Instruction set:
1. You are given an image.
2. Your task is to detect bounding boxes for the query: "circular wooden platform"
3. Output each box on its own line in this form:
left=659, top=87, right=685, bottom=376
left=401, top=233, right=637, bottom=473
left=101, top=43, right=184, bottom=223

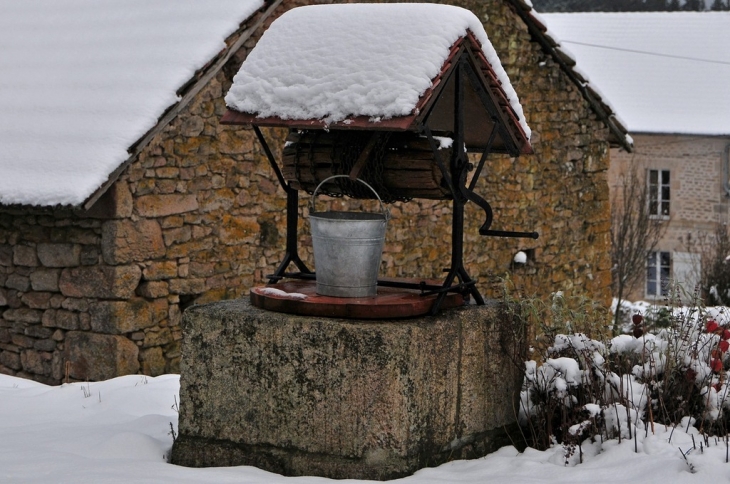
left=250, top=280, right=466, bottom=319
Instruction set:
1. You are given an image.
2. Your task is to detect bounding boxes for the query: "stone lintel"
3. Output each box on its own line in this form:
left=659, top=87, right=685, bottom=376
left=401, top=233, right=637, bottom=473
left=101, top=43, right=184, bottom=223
left=171, top=298, right=525, bottom=480
left=136, top=194, right=199, bottom=217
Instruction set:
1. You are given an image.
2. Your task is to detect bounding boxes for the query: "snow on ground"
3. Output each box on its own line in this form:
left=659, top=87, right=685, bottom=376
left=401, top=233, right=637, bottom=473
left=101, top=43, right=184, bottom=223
left=225, top=3, right=530, bottom=138
left=2, top=372, right=730, bottom=483
left=0, top=0, right=263, bottom=207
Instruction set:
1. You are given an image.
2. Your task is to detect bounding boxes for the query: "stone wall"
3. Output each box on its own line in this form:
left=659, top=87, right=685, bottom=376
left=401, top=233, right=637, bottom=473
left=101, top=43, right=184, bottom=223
left=0, top=0, right=311, bottom=384
left=0, top=0, right=614, bottom=384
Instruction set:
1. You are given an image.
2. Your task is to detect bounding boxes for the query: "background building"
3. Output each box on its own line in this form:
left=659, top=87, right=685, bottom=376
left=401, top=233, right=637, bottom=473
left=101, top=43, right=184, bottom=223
left=544, top=11, right=730, bottom=302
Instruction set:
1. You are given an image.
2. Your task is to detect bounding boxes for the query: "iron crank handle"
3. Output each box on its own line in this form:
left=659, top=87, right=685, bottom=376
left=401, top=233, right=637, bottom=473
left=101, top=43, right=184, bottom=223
left=456, top=177, right=538, bottom=239
left=480, top=229, right=539, bottom=239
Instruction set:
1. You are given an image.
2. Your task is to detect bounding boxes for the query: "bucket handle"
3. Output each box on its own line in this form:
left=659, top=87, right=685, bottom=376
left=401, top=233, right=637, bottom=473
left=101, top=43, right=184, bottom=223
left=310, top=175, right=390, bottom=220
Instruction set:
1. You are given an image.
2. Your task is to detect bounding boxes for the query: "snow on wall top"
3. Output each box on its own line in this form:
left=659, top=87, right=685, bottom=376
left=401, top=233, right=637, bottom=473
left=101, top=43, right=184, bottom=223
left=225, top=3, right=530, bottom=139
left=542, top=12, right=730, bottom=136
left=0, top=0, right=264, bottom=207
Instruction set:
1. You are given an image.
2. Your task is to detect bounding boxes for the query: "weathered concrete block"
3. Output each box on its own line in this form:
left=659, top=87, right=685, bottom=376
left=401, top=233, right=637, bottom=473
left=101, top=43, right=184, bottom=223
left=59, top=265, right=141, bottom=299
left=64, top=331, right=139, bottom=381
left=89, top=298, right=155, bottom=334
left=172, top=299, right=525, bottom=480
left=101, top=219, right=165, bottom=265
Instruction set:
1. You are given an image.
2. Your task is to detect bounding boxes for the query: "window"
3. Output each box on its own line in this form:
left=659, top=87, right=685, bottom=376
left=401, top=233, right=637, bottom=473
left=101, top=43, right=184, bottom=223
left=648, top=169, right=670, bottom=217
left=647, top=251, right=671, bottom=297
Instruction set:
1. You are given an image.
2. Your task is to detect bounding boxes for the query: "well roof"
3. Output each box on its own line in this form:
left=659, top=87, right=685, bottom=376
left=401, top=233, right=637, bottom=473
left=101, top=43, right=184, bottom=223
left=222, top=3, right=532, bottom=154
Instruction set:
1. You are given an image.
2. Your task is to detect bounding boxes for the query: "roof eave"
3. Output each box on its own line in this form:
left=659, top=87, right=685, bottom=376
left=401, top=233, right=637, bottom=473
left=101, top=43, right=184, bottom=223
left=220, top=110, right=417, bottom=131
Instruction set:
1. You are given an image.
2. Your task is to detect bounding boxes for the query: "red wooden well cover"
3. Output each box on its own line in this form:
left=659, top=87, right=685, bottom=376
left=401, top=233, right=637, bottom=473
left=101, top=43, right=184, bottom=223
left=250, top=280, right=466, bottom=319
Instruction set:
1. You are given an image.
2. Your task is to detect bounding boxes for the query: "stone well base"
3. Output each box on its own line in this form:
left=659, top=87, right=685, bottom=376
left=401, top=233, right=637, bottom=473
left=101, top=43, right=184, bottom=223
left=171, top=298, right=525, bottom=480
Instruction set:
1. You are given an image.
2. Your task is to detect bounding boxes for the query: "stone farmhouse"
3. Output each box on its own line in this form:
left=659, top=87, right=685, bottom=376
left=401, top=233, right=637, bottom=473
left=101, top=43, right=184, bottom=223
left=544, top=12, right=730, bottom=302
left=0, top=0, right=629, bottom=384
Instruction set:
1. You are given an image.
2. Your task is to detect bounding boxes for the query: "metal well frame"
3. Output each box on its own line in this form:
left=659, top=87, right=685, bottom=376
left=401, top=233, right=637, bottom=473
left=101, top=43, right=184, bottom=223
left=247, top=54, right=537, bottom=314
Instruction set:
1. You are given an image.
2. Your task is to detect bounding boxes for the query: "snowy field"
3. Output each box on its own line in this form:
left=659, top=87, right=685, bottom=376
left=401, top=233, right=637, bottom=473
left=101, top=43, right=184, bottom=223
left=2, top=372, right=730, bottom=483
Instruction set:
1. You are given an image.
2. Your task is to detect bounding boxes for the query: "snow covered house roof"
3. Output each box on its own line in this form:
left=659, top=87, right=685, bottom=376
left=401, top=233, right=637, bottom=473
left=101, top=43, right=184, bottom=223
left=541, top=11, right=730, bottom=136
left=0, top=0, right=267, bottom=208
left=504, top=0, right=632, bottom=150
left=222, top=3, right=533, bottom=155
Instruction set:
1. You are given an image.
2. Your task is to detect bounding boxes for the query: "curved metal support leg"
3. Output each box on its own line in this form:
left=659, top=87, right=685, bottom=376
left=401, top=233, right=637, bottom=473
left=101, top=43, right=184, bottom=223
left=267, top=187, right=312, bottom=283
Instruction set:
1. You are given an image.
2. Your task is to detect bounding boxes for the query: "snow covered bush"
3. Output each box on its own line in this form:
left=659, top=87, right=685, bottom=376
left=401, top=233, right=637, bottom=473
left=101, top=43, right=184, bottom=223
left=519, top=296, right=730, bottom=459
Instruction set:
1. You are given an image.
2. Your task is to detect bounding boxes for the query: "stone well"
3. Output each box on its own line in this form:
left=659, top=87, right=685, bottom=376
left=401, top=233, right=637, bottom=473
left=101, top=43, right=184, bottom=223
left=171, top=298, right=526, bottom=480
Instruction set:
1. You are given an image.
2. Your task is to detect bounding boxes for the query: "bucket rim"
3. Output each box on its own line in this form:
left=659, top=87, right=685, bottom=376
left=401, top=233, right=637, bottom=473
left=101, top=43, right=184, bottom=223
left=310, top=211, right=387, bottom=221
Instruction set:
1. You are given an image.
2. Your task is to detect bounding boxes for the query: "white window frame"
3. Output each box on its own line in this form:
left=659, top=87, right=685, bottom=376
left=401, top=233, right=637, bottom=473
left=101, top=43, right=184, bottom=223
left=648, top=169, right=670, bottom=218
left=673, top=251, right=701, bottom=301
left=647, top=251, right=671, bottom=297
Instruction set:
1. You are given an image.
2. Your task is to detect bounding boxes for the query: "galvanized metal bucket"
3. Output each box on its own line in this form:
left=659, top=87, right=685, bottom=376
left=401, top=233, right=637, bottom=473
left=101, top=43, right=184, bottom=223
left=310, top=175, right=390, bottom=298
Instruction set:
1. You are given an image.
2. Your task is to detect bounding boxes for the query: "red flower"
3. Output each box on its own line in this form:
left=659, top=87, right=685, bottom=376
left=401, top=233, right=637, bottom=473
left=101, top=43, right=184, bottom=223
left=633, top=326, right=644, bottom=338
left=723, top=329, right=730, bottom=341
left=707, top=320, right=720, bottom=333
left=711, top=358, right=724, bottom=373
left=632, top=314, right=644, bottom=325
left=720, top=340, right=730, bottom=353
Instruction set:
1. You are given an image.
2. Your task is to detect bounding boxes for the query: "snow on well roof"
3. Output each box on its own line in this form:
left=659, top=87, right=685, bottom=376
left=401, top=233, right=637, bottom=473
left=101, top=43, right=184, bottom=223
left=224, top=3, right=531, bottom=140
left=541, top=12, right=730, bottom=136
left=0, top=0, right=264, bottom=207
